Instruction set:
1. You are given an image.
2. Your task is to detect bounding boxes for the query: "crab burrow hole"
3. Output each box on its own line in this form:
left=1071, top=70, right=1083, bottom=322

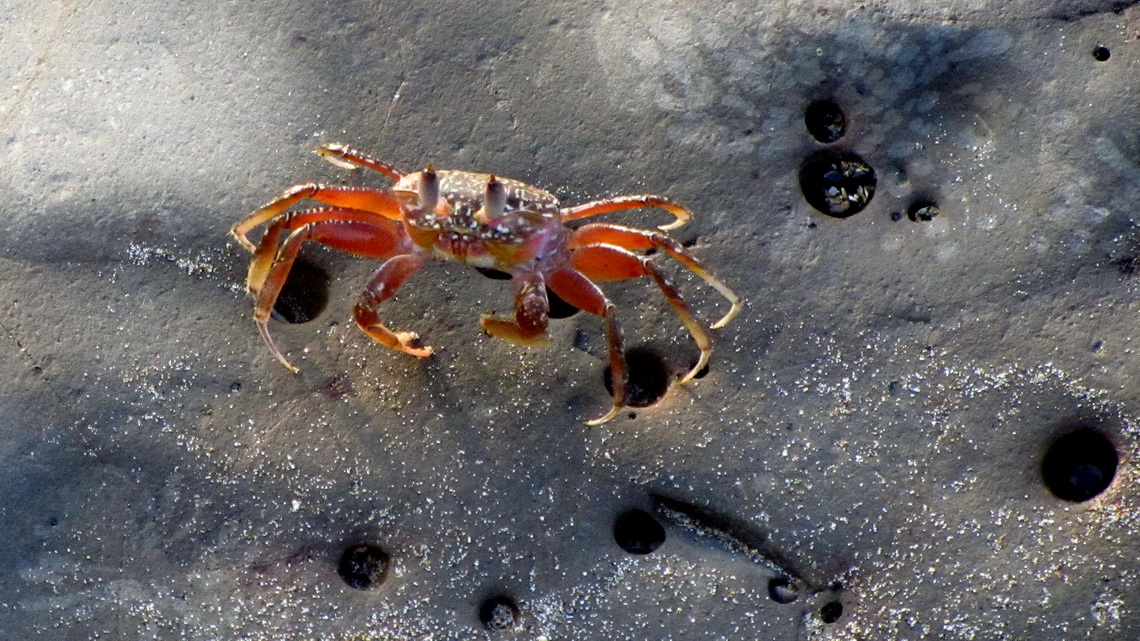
left=804, top=99, right=846, bottom=143
left=337, top=543, right=391, bottom=590
left=820, top=600, right=844, bottom=623
left=603, top=347, right=671, bottom=409
left=613, top=508, right=666, bottom=554
left=479, top=594, right=521, bottom=631
left=767, top=576, right=800, bottom=604
left=1041, top=429, right=1118, bottom=502
left=272, top=257, right=330, bottom=324
left=798, top=149, right=877, bottom=218
left=907, top=199, right=940, bottom=222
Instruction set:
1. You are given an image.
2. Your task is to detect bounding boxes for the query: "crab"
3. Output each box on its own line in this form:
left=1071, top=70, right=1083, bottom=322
left=231, top=144, right=741, bottom=424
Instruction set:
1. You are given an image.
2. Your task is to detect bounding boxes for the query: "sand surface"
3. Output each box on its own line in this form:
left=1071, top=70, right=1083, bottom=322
left=1, top=1, right=1138, bottom=638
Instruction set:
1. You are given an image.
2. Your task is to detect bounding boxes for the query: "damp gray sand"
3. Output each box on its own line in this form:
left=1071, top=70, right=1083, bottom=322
left=1, top=1, right=1138, bottom=639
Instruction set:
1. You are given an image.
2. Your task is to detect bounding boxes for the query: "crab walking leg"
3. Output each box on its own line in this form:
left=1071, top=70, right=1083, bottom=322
left=231, top=184, right=406, bottom=251
left=253, top=220, right=407, bottom=372
left=572, top=244, right=712, bottom=383
left=353, top=253, right=432, bottom=358
left=560, top=195, right=692, bottom=231
left=314, top=143, right=404, bottom=180
left=480, top=271, right=550, bottom=346
left=548, top=269, right=627, bottom=425
left=247, top=207, right=405, bottom=296
left=569, top=223, right=742, bottom=328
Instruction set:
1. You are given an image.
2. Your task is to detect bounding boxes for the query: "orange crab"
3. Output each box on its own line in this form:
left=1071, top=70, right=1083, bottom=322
left=231, top=144, right=741, bottom=424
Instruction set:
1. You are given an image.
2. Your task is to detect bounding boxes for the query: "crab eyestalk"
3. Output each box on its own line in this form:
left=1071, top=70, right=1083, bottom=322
left=477, top=175, right=507, bottom=224
left=419, top=165, right=439, bottom=212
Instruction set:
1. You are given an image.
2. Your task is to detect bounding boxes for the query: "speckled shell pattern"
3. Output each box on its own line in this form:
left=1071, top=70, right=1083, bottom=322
left=394, top=170, right=570, bottom=272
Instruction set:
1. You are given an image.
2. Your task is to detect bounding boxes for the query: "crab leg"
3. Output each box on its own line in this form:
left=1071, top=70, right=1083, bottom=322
left=231, top=184, right=406, bottom=252
left=314, top=143, right=404, bottom=181
left=560, top=195, right=691, bottom=231
left=480, top=271, right=550, bottom=346
left=353, top=253, right=433, bottom=358
left=252, top=218, right=407, bottom=372
left=548, top=269, right=627, bottom=425
left=569, top=223, right=742, bottom=328
left=571, top=244, right=712, bottom=384
left=246, top=207, right=405, bottom=296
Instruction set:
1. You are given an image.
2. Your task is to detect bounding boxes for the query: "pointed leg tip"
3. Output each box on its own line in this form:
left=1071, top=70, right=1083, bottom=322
left=230, top=230, right=255, bottom=253
left=276, top=352, right=300, bottom=373
left=315, top=144, right=359, bottom=169
left=274, top=353, right=300, bottom=373
left=678, top=348, right=711, bottom=385
left=585, top=405, right=623, bottom=426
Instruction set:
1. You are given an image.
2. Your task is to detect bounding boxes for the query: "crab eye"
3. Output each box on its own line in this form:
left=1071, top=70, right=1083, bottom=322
left=418, top=168, right=439, bottom=210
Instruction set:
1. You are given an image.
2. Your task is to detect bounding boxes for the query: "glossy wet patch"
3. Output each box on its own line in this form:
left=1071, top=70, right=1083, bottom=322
left=649, top=493, right=815, bottom=593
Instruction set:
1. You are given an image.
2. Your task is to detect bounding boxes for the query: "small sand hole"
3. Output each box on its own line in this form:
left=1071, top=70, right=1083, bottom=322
left=687, top=358, right=711, bottom=379
left=820, top=600, right=843, bottom=623
left=768, top=576, right=799, bottom=604
left=272, top=258, right=330, bottom=324
left=1042, top=429, right=1117, bottom=502
left=907, top=200, right=940, bottom=222
left=603, top=347, right=671, bottom=407
left=337, top=543, right=390, bottom=590
left=479, top=595, right=520, bottom=631
left=613, top=508, right=666, bottom=555
left=798, top=150, right=877, bottom=218
left=805, top=99, right=846, bottom=143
